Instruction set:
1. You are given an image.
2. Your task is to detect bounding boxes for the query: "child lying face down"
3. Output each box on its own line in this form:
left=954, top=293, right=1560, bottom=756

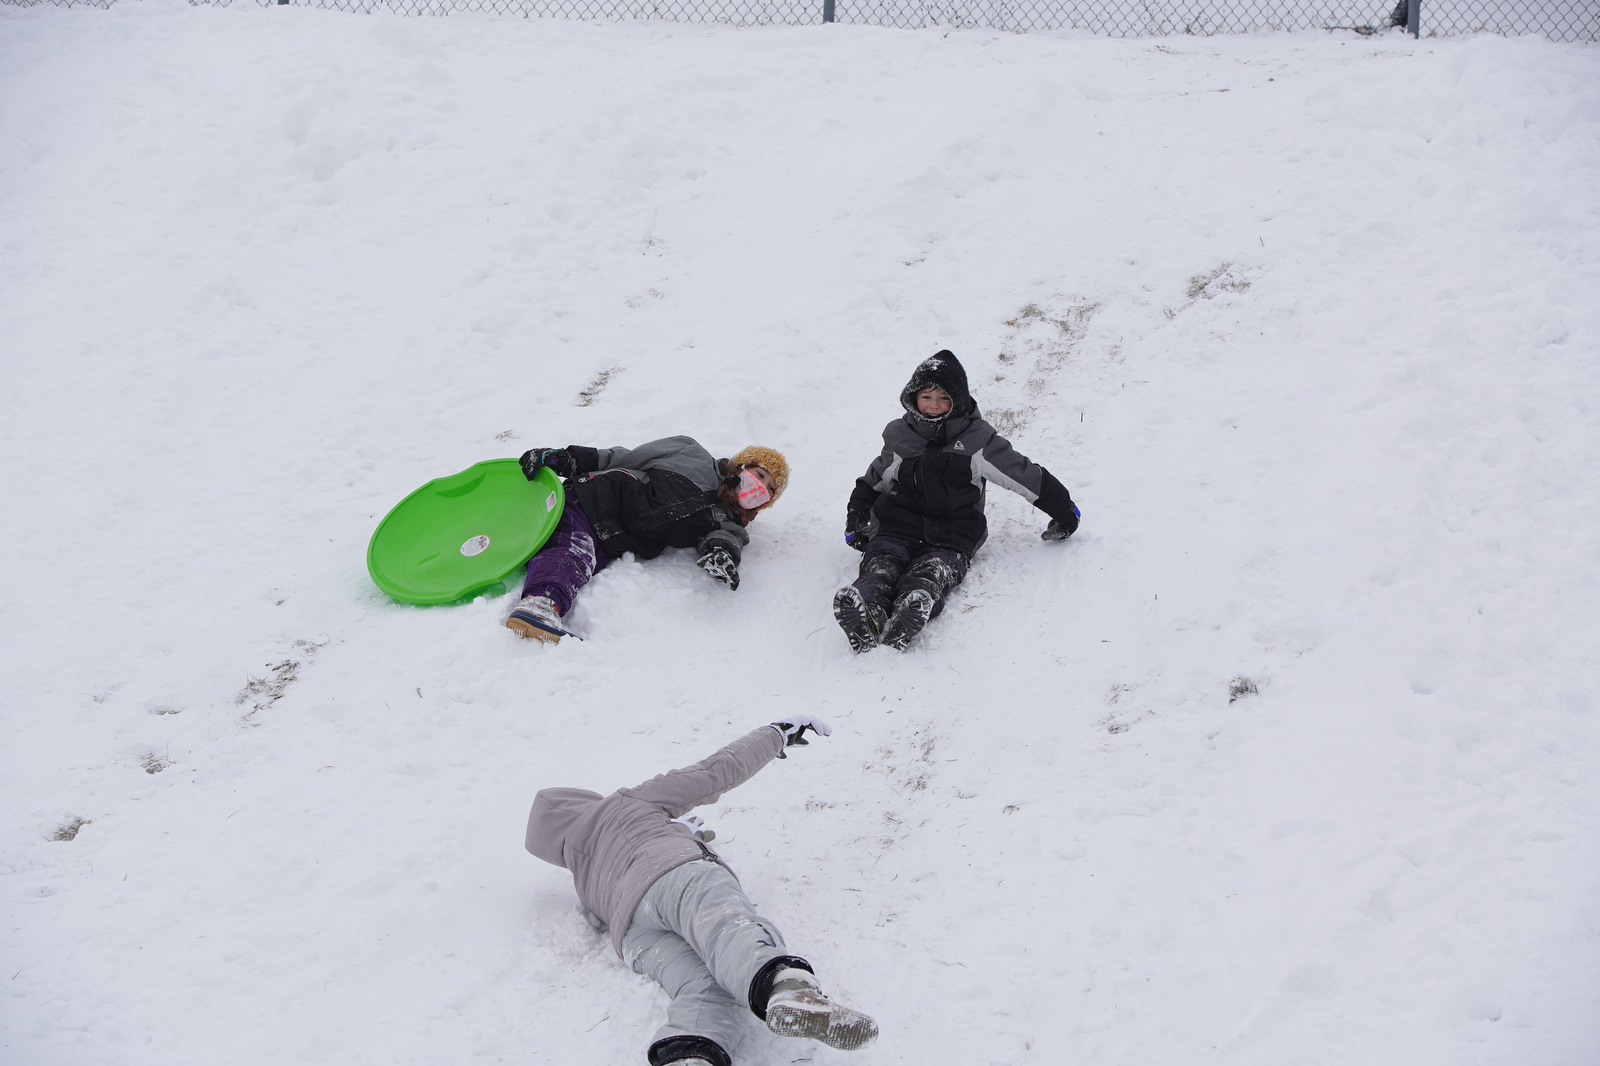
left=524, top=718, right=878, bottom=1066
left=834, top=349, right=1081, bottom=651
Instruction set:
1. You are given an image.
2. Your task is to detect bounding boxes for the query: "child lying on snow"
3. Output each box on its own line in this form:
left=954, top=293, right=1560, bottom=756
left=506, top=437, right=789, bottom=642
left=525, top=717, right=877, bottom=1066
left=833, top=349, right=1081, bottom=652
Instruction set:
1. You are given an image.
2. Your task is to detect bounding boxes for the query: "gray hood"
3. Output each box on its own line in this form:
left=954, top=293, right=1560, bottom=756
left=524, top=787, right=603, bottom=867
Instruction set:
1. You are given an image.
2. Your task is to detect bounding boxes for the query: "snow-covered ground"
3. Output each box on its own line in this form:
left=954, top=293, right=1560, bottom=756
left=2, top=7, right=1598, bottom=1065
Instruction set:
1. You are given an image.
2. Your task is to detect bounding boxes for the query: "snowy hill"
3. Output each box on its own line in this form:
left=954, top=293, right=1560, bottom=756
left=2, top=7, right=1597, bottom=1065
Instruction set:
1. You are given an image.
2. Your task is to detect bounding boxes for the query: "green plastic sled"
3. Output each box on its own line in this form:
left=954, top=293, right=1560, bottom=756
left=367, top=459, right=565, bottom=605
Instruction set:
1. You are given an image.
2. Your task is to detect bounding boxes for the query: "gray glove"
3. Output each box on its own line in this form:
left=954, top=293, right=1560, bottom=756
left=697, top=546, right=739, bottom=590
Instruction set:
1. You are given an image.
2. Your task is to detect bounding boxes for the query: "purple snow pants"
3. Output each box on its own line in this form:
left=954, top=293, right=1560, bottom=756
left=521, top=502, right=610, bottom=614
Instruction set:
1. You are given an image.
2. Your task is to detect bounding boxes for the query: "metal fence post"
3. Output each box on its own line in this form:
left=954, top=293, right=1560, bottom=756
left=823, top=0, right=834, bottom=21
left=1407, top=0, right=1419, bottom=36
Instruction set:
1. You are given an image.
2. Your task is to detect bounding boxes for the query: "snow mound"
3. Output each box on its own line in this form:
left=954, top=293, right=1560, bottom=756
left=2, top=8, right=1597, bottom=1065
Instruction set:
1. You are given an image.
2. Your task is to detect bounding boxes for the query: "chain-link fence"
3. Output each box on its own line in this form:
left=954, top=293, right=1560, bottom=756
left=3, top=0, right=1593, bottom=42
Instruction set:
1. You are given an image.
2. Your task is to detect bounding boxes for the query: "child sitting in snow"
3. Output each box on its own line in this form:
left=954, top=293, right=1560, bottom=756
left=524, top=717, right=878, bottom=1066
left=832, top=349, right=1081, bottom=651
left=506, top=437, right=788, bottom=642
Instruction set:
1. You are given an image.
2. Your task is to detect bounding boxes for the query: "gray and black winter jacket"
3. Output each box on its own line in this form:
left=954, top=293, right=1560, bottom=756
left=847, top=351, right=1077, bottom=555
left=565, top=436, right=750, bottom=563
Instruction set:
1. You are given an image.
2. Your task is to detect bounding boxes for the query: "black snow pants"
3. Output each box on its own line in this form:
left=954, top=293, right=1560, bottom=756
left=851, top=536, right=970, bottom=620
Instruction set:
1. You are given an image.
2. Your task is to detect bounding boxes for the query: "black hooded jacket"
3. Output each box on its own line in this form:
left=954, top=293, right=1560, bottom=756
left=563, top=436, right=750, bottom=562
left=847, top=350, right=1077, bottom=555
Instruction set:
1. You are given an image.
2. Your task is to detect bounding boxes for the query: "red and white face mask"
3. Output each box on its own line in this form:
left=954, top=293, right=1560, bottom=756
left=736, top=468, right=772, bottom=510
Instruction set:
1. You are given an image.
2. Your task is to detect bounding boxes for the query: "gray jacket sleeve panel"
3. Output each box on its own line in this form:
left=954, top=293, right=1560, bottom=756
left=593, top=436, right=721, bottom=492
left=874, top=453, right=905, bottom=493
left=873, top=418, right=933, bottom=489
left=863, top=439, right=898, bottom=492
left=967, top=427, right=1047, bottom=502
left=971, top=446, right=1039, bottom=502
left=589, top=446, right=625, bottom=471
left=848, top=431, right=897, bottom=516
left=849, top=419, right=926, bottom=516
left=621, top=727, right=786, bottom=819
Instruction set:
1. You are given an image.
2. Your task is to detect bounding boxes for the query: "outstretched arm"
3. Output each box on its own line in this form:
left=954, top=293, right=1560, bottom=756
left=622, top=726, right=784, bottom=818
left=972, top=434, right=1079, bottom=534
left=524, top=438, right=717, bottom=482
left=570, top=435, right=705, bottom=476
left=622, top=719, right=831, bottom=817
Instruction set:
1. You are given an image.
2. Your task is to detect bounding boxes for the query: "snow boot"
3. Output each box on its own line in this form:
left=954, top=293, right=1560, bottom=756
left=832, top=586, right=887, bottom=653
left=648, top=1035, right=729, bottom=1066
left=505, top=595, right=574, bottom=642
left=764, top=967, right=878, bottom=1051
left=881, top=588, right=935, bottom=651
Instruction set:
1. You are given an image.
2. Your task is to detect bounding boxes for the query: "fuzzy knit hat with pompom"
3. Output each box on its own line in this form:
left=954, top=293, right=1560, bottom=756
left=727, top=445, right=790, bottom=506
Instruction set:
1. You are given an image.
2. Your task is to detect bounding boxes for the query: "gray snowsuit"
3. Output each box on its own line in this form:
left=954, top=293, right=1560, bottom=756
left=525, top=727, right=809, bottom=1066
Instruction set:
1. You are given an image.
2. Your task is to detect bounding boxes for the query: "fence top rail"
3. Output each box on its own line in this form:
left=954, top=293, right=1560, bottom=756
left=1, top=0, right=1593, bottom=43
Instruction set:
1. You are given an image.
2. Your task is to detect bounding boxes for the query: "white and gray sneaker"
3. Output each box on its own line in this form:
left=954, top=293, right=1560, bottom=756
left=505, top=595, right=575, bottom=642
left=764, top=967, right=879, bottom=1051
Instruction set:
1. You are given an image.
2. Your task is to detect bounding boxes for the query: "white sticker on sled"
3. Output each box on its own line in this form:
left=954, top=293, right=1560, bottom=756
left=546, top=492, right=558, bottom=512
left=460, top=534, right=491, bottom=557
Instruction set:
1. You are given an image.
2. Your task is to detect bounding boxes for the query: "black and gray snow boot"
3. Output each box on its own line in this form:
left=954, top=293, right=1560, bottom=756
left=647, top=1035, right=729, bottom=1066
left=881, top=589, right=935, bottom=651
left=832, top=586, right=887, bottom=653
left=763, top=967, right=879, bottom=1051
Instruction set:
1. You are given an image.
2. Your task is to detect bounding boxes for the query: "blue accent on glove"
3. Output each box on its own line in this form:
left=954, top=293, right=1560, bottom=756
left=1042, top=508, right=1080, bottom=542
left=844, top=509, right=871, bottom=553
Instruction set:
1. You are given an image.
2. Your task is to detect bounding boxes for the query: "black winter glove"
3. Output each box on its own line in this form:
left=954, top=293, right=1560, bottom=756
left=519, top=448, right=577, bottom=482
left=1042, top=504, right=1082, bottom=542
left=697, top=546, right=740, bottom=590
left=844, top=509, right=871, bottom=553
left=771, top=714, right=831, bottom=758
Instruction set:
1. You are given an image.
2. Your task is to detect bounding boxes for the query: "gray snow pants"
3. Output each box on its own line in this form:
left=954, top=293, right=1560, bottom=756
left=621, top=859, right=789, bottom=1061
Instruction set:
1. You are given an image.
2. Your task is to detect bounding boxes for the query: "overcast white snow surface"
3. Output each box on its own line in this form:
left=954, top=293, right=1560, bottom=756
left=2, top=6, right=1598, bottom=1065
